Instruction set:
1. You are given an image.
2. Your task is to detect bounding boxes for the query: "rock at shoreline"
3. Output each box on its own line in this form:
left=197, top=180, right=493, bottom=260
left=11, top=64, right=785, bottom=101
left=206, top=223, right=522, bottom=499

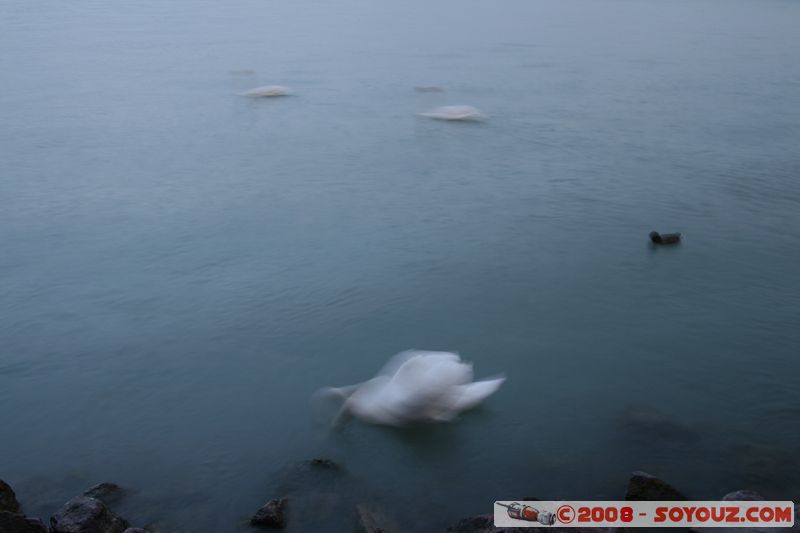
left=446, top=514, right=523, bottom=532
left=625, top=471, right=687, bottom=501
left=0, top=479, right=21, bottom=513
left=250, top=497, right=287, bottom=528
left=0, top=512, right=48, bottom=533
left=122, top=529, right=148, bottom=533
left=722, top=490, right=764, bottom=501
left=50, top=496, right=129, bottom=533
left=356, top=503, right=399, bottom=532
left=82, top=483, right=125, bottom=505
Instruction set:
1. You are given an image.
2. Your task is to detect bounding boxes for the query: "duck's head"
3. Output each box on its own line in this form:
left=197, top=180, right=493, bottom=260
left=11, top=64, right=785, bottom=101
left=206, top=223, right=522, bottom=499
left=649, top=231, right=661, bottom=242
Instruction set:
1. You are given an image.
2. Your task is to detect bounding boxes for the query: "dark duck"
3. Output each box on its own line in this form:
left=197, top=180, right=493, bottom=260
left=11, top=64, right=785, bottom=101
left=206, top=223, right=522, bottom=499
left=649, top=231, right=682, bottom=245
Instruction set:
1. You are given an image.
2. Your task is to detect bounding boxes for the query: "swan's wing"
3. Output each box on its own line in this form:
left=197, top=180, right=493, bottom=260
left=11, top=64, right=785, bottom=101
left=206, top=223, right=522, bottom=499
left=443, top=376, right=506, bottom=412
left=388, top=352, right=472, bottom=392
left=376, top=350, right=460, bottom=376
left=345, top=376, right=413, bottom=425
left=376, top=350, right=422, bottom=376
left=376, top=353, right=474, bottom=421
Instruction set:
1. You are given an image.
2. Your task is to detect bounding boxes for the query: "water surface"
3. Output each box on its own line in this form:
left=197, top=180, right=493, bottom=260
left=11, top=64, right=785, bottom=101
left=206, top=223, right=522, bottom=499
left=1, top=0, right=799, bottom=530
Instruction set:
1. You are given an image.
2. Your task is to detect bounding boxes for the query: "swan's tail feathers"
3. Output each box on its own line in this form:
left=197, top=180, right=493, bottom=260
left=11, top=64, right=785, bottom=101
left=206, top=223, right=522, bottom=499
left=449, top=376, right=506, bottom=412
left=329, top=403, right=352, bottom=429
left=310, top=386, right=358, bottom=429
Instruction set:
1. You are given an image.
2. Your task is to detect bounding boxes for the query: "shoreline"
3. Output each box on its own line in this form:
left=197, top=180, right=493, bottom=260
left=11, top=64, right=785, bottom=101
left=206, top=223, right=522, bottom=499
left=2, top=464, right=797, bottom=532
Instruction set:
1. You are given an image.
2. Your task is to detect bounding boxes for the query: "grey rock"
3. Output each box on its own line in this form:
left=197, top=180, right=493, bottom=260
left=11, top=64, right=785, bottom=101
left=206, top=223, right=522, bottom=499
left=0, top=479, right=21, bottom=513
left=625, top=471, right=687, bottom=501
left=50, top=496, right=129, bottom=533
left=0, top=512, right=48, bottom=533
left=356, top=503, right=399, bottom=533
left=250, top=497, right=287, bottom=529
left=721, top=490, right=764, bottom=501
left=82, top=483, right=125, bottom=505
left=266, top=458, right=355, bottom=531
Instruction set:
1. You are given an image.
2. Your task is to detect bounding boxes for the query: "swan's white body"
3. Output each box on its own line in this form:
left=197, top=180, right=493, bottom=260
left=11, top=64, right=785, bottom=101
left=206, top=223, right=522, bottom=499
left=315, top=351, right=505, bottom=426
left=239, top=85, right=291, bottom=97
left=418, top=105, right=485, bottom=121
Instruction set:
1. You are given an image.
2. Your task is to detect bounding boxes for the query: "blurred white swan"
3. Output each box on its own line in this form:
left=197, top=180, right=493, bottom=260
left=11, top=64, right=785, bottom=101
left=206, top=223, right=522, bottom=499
left=313, top=350, right=505, bottom=427
left=239, top=85, right=291, bottom=97
left=418, top=105, right=485, bottom=121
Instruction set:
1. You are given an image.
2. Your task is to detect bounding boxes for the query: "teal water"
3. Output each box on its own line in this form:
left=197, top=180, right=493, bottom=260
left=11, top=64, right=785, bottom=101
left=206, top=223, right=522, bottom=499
left=1, top=0, right=799, bottom=530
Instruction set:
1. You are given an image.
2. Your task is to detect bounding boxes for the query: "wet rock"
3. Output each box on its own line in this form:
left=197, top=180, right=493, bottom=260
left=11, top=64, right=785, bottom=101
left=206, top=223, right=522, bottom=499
left=0, top=479, right=21, bottom=513
left=0, top=512, right=48, bottom=533
left=82, top=483, right=125, bottom=505
left=625, top=471, right=687, bottom=501
left=122, top=529, right=148, bottom=533
left=706, top=491, right=772, bottom=532
left=446, top=514, right=521, bottom=532
left=356, top=503, right=399, bottom=532
left=250, top=497, right=287, bottom=528
left=50, top=496, right=129, bottom=533
left=721, top=490, right=764, bottom=501
left=262, top=458, right=362, bottom=530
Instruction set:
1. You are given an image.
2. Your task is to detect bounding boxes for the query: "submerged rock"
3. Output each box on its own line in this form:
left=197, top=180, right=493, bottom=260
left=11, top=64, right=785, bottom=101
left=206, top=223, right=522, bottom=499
left=356, top=503, right=399, bottom=533
left=50, top=496, right=129, bottom=533
left=625, top=471, right=687, bottom=501
left=619, top=405, right=698, bottom=441
left=250, top=497, right=287, bottom=528
left=307, top=458, right=343, bottom=471
left=82, top=483, right=125, bottom=505
left=0, top=479, right=21, bottom=513
left=728, top=442, right=798, bottom=488
left=0, top=512, right=48, bottom=533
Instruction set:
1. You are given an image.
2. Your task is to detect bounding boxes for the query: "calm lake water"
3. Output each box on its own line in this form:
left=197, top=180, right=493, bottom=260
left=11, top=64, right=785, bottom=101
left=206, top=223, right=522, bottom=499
left=1, top=0, right=799, bottom=530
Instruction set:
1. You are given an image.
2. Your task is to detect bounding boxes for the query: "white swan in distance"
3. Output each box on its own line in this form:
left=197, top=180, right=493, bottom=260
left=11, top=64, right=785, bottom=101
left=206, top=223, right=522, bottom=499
left=239, top=85, right=291, bottom=97
left=418, top=104, right=485, bottom=121
left=313, top=350, right=505, bottom=427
